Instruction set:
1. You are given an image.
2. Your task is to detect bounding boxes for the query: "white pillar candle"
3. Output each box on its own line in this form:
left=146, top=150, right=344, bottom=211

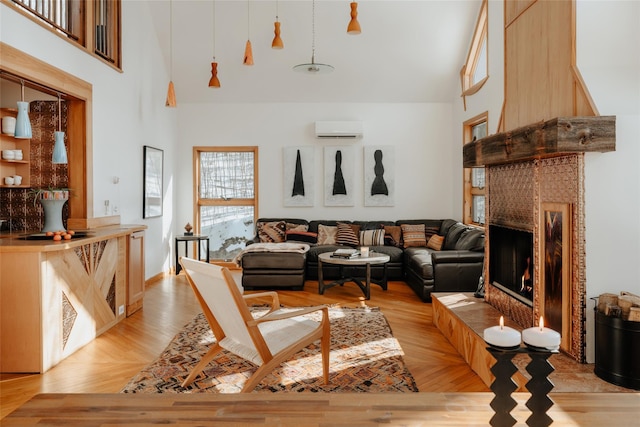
left=483, top=316, right=522, bottom=349
left=522, top=317, right=561, bottom=351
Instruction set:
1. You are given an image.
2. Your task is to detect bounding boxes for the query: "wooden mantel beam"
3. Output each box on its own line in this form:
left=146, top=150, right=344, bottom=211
left=463, top=116, right=616, bottom=167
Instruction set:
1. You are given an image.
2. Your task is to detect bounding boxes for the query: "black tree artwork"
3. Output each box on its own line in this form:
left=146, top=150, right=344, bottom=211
left=291, top=149, right=305, bottom=196
left=332, top=150, right=347, bottom=195
left=371, top=149, right=389, bottom=196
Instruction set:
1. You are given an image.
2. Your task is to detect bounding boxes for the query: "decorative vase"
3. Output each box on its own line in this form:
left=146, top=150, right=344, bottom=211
left=39, top=190, right=69, bottom=232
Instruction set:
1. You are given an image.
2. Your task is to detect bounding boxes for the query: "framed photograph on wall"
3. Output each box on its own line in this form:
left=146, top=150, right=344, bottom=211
left=364, top=145, right=395, bottom=206
left=538, top=202, right=572, bottom=352
left=283, top=146, right=314, bottom=207
left=143, top=145, right=163, bottom=218
left=324, top=146, right=355, bottom=206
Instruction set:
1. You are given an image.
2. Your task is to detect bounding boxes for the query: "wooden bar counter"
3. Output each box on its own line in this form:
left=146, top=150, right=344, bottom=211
left=0, top=225, right=145, bottom=373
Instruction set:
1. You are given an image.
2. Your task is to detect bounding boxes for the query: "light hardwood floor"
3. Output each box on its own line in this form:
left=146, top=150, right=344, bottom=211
left=1, top=273, right=488, bottom=419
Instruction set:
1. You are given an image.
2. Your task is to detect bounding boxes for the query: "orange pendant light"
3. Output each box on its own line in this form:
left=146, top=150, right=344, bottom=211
left=272, top=0, right=283, bottom=49
left=166, top=0, right=176, bottom=107
left=347, top=1, right=361, bottom=35
left=243, top=1, right=254, bottom=65
left=209, top=1, right=220, bottom=87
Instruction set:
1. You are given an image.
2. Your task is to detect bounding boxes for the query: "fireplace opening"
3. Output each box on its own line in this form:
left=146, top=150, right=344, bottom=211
left=489, top=225, right=534, bottom=305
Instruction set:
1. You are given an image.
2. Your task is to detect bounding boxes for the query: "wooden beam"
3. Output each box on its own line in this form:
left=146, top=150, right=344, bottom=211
left=463, top=116, right=615, bottom=167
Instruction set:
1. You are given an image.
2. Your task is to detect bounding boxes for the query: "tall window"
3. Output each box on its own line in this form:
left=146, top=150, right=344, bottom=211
left=9, top=0, right=121, bottom=69
left=460, top=0, right=488, bottom=107
left=463, top=114, right=487, bottom=226
left=195, top=147, right=258, bottom=261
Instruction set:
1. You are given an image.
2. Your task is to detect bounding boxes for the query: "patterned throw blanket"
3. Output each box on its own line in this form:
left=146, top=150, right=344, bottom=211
left=232, top=242, right=310, bottom=265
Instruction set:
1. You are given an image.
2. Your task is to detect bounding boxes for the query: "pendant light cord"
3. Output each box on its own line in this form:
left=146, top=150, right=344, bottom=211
left=311, top=0, right=316, bottom=63
left=275, top=0, right=279, bottom=22
left=20, top=79, right=25, bottom=102
left=212, top=0, right=216, bottom=60
left=247, top=0, right=251, bottom=39
left=169, top=0, right=173, bottom=78
left=57, top=93, right=62, bottom=131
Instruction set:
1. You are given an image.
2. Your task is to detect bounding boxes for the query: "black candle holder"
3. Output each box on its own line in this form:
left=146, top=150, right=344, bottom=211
left=486, top=345, right=558, bottom=427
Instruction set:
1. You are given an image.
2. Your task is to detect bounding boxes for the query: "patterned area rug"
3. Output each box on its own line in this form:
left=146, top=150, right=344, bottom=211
left=121, top=306, right=418, bottom=393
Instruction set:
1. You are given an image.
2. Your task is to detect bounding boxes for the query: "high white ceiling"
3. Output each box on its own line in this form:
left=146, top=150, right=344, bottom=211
left=150, top=0, right=482, bottom=104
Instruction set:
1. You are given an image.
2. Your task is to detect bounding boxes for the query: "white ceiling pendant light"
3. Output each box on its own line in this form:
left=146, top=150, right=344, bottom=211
left=52, top=93, right=68, bottom=164
left=14, top=79, right=32, bottom=139
left=293, top=0, right=333, bottom=74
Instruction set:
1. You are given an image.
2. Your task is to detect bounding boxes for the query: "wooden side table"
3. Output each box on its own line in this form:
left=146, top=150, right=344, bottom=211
left=175, top=235, right=210, bottom=274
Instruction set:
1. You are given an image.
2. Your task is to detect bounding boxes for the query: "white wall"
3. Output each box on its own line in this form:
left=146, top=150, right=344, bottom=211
left=175, top=102, right=460, bottom=226
left=0, top=1, right=177, bottom=279
left=576, top=0, right=640, bottom=362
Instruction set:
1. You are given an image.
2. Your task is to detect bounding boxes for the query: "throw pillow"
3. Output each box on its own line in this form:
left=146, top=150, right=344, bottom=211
left=336, top=222, right=360, bottom=247
left=317, top=224, right=338, bottom=245
left=257, top=221, right=286, bottom=243
left=427, top=234, right=444, bottom=251
left=383, top=225, right=402, bottom=247
left=360, top=229, right=385, bottom=246
left=401, top=223, right=427, bottom=248
left=286, top=230, right=318, bottom=244
left=424, top=225, right=440, bottom=241
left=286, top=222, right=309, bottom=232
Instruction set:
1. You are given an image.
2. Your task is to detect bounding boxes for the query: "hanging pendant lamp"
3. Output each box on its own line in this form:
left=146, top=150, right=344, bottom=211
left=293, top=0, right=334, bottom=74
left=243, top=1, right=254, bottom=65
left=14, top=80, right=32, bottom=139
left=52, top=94, right=68, bottom=164
left=166, top=0, right=177, bottom=107
left=347, top=2, right=361, bottom=34
left=209, top=0, right=220, bottom=87
left=271, top=0, right=283, bottom=49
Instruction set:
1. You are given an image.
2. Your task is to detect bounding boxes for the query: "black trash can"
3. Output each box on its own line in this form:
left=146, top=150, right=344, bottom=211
left=594, top=309, right=640, bottom=390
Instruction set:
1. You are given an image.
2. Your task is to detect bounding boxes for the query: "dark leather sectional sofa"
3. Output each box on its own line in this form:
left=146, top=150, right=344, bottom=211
left=239, top=218, right=485, bottom=302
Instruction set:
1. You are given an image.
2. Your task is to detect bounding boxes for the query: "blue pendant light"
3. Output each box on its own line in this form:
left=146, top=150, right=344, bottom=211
left=52, top=94, right=68, bottom=164
left=14, top=80, right=32, bottom=139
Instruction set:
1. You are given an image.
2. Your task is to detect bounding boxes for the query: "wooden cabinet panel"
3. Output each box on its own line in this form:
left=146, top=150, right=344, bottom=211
left=126, top=231, right=145, bottom=316
left=0, top=233, right=129, bottom=373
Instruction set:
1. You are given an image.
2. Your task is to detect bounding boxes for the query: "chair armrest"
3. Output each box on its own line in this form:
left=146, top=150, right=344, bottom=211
left=431, top=250, right=484, bottom=264
left=248, top=305, right=329, bottom=325
left=243, top=291, right=280, bottom=314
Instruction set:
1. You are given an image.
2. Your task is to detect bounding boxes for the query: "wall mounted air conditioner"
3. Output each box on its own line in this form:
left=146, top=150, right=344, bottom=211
left=315, top=121, right=363, bottom=139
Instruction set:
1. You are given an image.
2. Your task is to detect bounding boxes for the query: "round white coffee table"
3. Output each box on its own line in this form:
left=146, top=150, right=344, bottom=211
left=317, top=251, right=390, bottom=300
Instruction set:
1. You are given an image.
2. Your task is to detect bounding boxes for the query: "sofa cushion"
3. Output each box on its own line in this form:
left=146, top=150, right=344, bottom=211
left=336, top=222, right=360, bottom=247
left=443, top=222, right=468, bottom=250
left=454, top=228, right=485, bottom=251
left=317, top=224, right=338, bottom=244
left=439, top=219, right=458, bottom=237
left=404, top=247, right=434, bottom=279
left=360, top=229, right=385, bottom=246
left=286, top=230, right=318, bottom=244
left=427, top=234, right=444, bottom=251
left=401, top=223, right=427, bottom=248
left=257, top=221, right=286, bottom=243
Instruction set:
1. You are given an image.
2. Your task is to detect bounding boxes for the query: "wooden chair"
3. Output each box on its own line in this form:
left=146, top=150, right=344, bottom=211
left=179, top=257, right=331, bottom=392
